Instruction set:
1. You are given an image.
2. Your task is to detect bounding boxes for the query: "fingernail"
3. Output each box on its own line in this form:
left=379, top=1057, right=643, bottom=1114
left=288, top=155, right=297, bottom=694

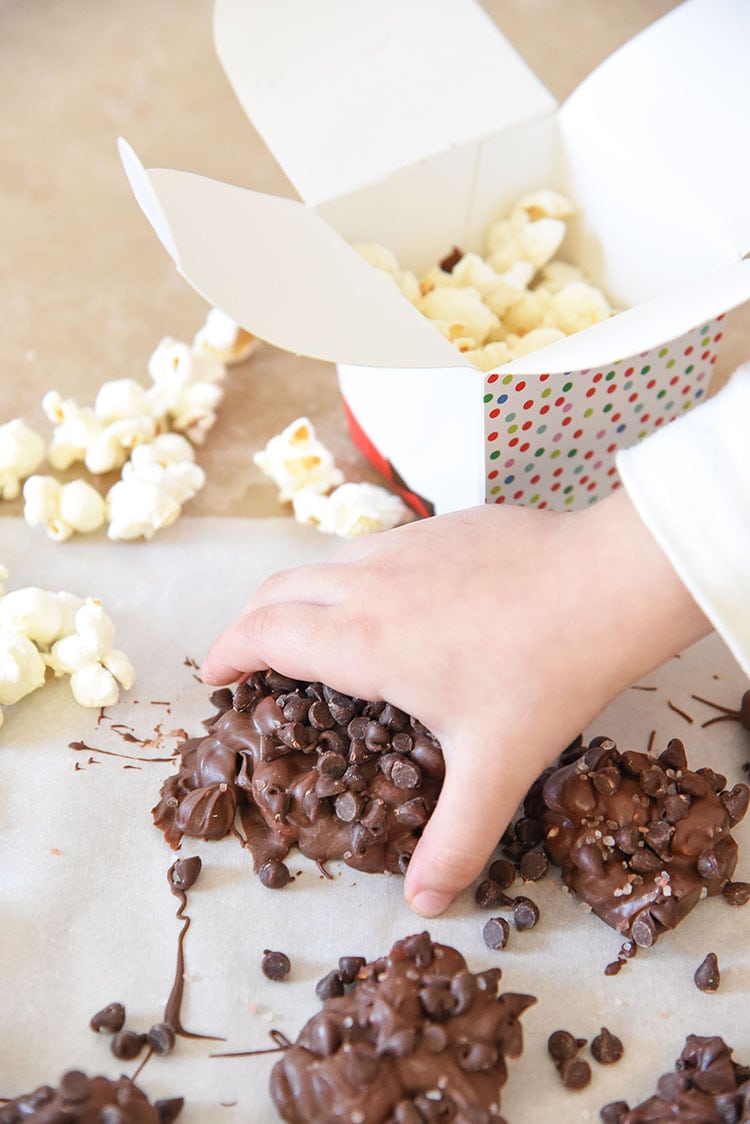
left=409, top=890, right=454, bottom=918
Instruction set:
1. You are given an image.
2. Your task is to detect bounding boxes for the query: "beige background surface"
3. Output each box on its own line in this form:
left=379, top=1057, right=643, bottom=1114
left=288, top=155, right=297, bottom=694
left=2, top=0, right=749, bottom=521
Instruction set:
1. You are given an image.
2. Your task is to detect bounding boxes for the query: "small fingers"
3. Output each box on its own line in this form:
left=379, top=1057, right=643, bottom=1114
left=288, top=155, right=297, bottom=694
left=403, top=739, right=526, bottom=917
left=200, top=599, right=379, bottom=698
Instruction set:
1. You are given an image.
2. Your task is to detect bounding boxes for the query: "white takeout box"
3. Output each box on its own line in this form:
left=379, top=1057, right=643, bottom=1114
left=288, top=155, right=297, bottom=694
left=120, top=0, right=750, bottom=516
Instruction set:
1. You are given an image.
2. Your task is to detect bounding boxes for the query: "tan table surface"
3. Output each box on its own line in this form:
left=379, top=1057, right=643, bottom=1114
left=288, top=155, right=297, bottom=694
left=2, top=0, right=749, bottom=520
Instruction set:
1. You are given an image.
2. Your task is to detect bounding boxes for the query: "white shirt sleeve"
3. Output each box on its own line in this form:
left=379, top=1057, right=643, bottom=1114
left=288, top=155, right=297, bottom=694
left=616, top=362, right=750, bottom=678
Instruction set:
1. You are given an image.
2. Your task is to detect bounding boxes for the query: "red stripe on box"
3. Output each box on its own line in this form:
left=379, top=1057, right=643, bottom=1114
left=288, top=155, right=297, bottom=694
left=341, top=397, right=435, bottom=519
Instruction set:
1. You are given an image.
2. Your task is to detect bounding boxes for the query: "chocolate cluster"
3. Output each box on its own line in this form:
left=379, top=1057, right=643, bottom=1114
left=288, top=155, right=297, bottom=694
left=601, top=1034, right=750, bottom=1122
left=537, top=737, right=749, bottom=946
left=153, top=672, right=445, bottom=876
left=0, top=1072, right=182, bottom=1123
left=270, top=932, right=535, bottom=1123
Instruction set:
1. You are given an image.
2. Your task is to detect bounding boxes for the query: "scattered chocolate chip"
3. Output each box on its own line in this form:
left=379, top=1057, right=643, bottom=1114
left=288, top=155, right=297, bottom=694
left=722, top=880, right=750, bottom=906
left=169, top=855, right=202, bottom=892
left=147, top=1022, right=177, bottom=1055
left=694, top=951, right=721, bottom=992
left=591, top=1027, right=624, bottom=1065
left=89, top=1001, right=126, bottom=1034
left=547, top=1030, right=581, bottom=1064
left=488, top=857, right=516, bottom=889
left=519, top=850, right=548, bottom=881
left=258, top=858, right=291, bottom=889
left=599, top=1101, right=630, bottom=1123
left=482, top=916, right=510, bottom=950
left=262, top=949, right=292, bottom=981
left=315, top=970, right=345, bottom=1000
left=559, top=1055, right=592, bottom=1090
left=155, top=1098, right=185, bottom=1124
left=110, top=1029, right=147, bottom=1060
left=512, top=896, right=540, bottom=931
left=475, top=879, right=512, bottom=909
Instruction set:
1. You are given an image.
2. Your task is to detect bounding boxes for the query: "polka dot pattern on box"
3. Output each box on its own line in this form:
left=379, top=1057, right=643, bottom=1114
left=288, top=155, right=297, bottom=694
left=483, top=318, right=723, bottom=511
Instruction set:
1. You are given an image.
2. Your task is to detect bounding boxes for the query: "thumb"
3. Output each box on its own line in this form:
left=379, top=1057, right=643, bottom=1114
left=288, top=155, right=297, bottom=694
left=403, top=736, right=526, bottom=918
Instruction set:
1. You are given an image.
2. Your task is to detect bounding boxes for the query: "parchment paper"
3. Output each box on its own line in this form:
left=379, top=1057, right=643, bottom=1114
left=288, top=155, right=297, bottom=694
left=0, top=517, right=748, bottom=1121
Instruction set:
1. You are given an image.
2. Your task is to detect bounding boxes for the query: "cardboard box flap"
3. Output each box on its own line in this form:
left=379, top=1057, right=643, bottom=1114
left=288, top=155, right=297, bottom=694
left=501, top=257, right=750, bottom=375
left=118, top=139, right=468, bottom=369
left=561, top=0, right=750, bottom=255
left=213, top=0, right=557, bottom=207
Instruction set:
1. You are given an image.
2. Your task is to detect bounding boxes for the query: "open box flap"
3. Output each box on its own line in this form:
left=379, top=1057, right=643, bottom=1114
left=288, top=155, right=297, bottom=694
left=561, top=0, right=750, bottom=255
left=500, top=257, right=750, bottom=375
left=119, top=140, right=468, bottom=369
left=213, top=0, right=556, bottom=207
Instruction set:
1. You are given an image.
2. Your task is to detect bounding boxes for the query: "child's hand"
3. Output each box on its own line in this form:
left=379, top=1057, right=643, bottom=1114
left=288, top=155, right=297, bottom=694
left=201, top=487, right=710, bottom=916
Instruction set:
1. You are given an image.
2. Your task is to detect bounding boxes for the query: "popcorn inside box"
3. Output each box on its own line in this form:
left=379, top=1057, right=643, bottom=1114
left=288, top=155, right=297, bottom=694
left=121, top=0, right=750, bottom=515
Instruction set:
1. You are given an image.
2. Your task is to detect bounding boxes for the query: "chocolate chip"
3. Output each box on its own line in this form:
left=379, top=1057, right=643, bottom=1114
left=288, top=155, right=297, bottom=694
left=338, top=956, right=366, bottom=984
left=317, top=750, right=348, bottom=777
left=89, top=1001, right=126, bottom=1034
left=643, top=821, right=674, bottom=859
left=392, top=731, right=413, bottom=754
left=631, top=911, right=657, bottom=949
left=559, top=1056, right=592, bottom=1090
left=233, top=678, right=263, bottom=712
left=720, top=783, right=750, bottom=827
left=258, top=859, right=291, bottom=889
left=315, top=970, right=345, bottom=1000
left=110, top=1030, right=146, bottom=1060
left=309, top=700, right=335, bottom=729
left=615, top=825, right=641, bottom=854
left=599, top=1101, right=630, bottom=1123
left=390, top=756, right=422, bottom=790
left=658, top=738, right=687, bottom=771
left=458, top=1041, right=498, bottom=1072
left=59, top=1071, right=90, bottom=1102
left=155, top=1098, right=185, bottom=1124
left=629, top=847, right=662, bottom=874
left=281, top=695, right=310, bottom=723
left=315, top=773, right=346, bottom=799
left=697, top=766, right=727, bottom=794
left=147, top=1022, right=176, bottom=1054
left=515, top=816, right=544, bottom=848
left=169, top=855, right=202, bottom=892
left=333, top=790, right=362, bottom=823
left=519, top=850, right=548, bottom=881
left=488, top=857, right=516, bottom=889
left=694, top=951, right=720, bottom=992
left=475, top=879, right=512, bottom=909
left=476, top=967, right=503, bottom=995
left=419, top=984, right=457, bottom=1021
left=512, top=896, right=540, bottom=931
left=723, top=880, right=750, bottom=906
left=402, top=931, right=434, bottom=967
left=449, top=970, right=478, bottom=1015
left=547, top=1030, right=581, bottom=1064
left=592, top=767, right=621, bottom=796
left=307, top=1012, right=341, bottom=1056
left=421, top=1024, right=449, bottom=1054
left=262, top=949, right=291, bottom=981
left=591, top=1027, right=624, bottom=1064
left=662, top=793, right=691, bottom=823
left=482, top=916, right=510, bottom=950
left=394, top=797, right=429, bottom=829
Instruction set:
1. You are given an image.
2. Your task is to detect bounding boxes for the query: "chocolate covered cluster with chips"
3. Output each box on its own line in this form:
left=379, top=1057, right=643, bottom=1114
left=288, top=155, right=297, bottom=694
left=537, top=736, right=749, bottom=946
left=153, top=671, right=445, bottom=877
left=270, top=932, right=535, bottom=1123
left=601, top=1034, right=750, bottom=1123
left=0, top=1071, right=182, bottom=1124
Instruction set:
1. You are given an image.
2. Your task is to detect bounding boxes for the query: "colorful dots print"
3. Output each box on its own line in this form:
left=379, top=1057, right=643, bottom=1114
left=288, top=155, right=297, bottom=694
left=483, top=319, right=722, bottom=510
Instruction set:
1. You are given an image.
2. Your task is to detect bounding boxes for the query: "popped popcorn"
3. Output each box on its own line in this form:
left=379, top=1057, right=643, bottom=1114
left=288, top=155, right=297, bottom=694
left=353, top=189, right=617, bottom=371
left=23, top=475, right=106, bottom=541
left=146, top=335, right=226, bottom=444
left=253, top=417, right=344, bottom=503
left=106, top=438, right=205, bottom=541
left=0, top=419, right=46, bottom=500
left=0, top=587, right=64, bottom=647
left=42, top=391, right=104, bottom=471
left=193, top=307, right=258, bottom=365
left=0, top=627, right=47, bottom=707
left=292, top=482, right=411, bottom=538
left=353, top=244, right=421, bottom=304
left=47, top=597, right=135, bottom=707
